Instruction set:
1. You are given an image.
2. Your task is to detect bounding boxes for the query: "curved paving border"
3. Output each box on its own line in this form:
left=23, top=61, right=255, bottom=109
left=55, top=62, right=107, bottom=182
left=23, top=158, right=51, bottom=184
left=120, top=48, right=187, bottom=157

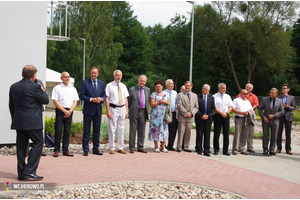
left=1, top=151, right=300, bottom=199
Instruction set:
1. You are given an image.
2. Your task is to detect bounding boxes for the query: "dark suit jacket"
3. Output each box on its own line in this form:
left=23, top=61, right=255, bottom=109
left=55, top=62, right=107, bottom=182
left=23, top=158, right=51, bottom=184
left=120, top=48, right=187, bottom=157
left=258, top=97, right=284, bottom=126
left=277, top=94, right=295, bottom=121
left=79, top=78, right=106, bottom=116
left=195, top=93, right=215, bottom=124
left=9, top=78, right=49, bottom=130
left=128, top=85, right=150, bottom=120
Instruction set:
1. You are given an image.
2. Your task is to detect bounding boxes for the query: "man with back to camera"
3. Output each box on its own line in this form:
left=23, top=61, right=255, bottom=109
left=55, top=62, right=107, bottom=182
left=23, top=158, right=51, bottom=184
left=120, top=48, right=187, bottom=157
left=164, top=79, right=178, bottom=151
left=276, top=84, right=295, bottom=155
left=52, top=71, right=79, bottom=157
left=213, top=83, right=234, bottom=156
left=195, top=84, right=215, bottom=156
left=79, top=67, right=107, bottom=156
left=9, top=65, right=49, bottom=181
left=128, top=75, right=150, bottom=153
left=258, top=88, right=284, bottom=155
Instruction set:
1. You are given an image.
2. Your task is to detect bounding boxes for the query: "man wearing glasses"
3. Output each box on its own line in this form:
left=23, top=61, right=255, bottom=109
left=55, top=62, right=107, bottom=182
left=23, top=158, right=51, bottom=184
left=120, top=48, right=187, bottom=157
left=232, top=89, right=254, bottom=155
left=276, top=84, right=295, bottom=155
left=237, top=83, right=259, bottom=153
left=52, top=72, right=79, bottom=157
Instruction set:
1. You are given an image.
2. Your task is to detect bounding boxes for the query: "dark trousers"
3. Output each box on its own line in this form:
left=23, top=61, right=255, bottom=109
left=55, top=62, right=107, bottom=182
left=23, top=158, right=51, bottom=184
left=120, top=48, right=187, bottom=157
left=16, top=129, right=43, bottom=178
left=213, top=113, right=230, bottom=154
left=82, top=113, right=101, bottom=152
left=54, top=108, right=73, bottom=153
left=129, top=109, right=147, bottom=150
left=262, top=121, right=278, bottom=153
left=277, top=116, right=292, bottom=151
left=167, top=112, right=178, bottom=149
left=196, top=120, right=212, bottom=153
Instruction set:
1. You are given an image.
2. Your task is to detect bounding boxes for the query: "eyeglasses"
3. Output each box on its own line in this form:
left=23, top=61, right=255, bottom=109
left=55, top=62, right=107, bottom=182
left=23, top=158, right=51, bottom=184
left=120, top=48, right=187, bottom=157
left=282, top=87, right=287, bottom=89
left=62, top=76, right=70, bottom=78
left=243, top=93, right=248, bottom=95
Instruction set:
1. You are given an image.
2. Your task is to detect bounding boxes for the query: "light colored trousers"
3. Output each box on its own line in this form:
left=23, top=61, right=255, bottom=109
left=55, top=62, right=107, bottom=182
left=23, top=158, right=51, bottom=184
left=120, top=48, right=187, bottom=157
left=232, top=117, right=249, bottom=153
left=108, top=106, right=126, bottom=150
left=177, top=121, right=193, bottom=150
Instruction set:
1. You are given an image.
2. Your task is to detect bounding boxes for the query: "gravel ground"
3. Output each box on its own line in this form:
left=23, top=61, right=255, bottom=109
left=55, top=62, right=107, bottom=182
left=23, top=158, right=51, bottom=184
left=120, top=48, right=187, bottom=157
left=0, top=182, right=245, bottom=199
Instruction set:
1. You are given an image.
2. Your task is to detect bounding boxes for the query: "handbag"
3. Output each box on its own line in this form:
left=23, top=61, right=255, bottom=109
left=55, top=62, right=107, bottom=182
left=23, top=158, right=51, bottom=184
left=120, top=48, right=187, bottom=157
left=165, top=105, right=172, bottom=124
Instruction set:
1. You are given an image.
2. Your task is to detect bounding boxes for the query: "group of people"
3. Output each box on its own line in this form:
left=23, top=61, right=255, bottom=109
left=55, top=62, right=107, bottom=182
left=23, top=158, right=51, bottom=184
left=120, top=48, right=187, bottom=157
left=9, top=65, right=295, bottom=181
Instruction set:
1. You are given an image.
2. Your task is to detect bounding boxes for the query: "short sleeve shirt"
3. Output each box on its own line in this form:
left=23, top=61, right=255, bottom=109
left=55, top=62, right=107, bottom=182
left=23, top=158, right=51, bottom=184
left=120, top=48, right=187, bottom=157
left=213, top=92, right=234, bottom=111
left=105, top=81, right=129, bottom=105
left=233, top=97, right=253, bottom=117
left=51, top=83, right=79, bottom=108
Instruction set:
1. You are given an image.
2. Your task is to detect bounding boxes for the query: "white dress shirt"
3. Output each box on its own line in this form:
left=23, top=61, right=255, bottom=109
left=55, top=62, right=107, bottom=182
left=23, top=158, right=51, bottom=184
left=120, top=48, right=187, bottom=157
left=51, top=83, right=79, bottom=108
left=163, top=89, right=177, bottom=112
left=105, top=81, right=129, bottom=105
left=213, top=92, right=234, bottom=112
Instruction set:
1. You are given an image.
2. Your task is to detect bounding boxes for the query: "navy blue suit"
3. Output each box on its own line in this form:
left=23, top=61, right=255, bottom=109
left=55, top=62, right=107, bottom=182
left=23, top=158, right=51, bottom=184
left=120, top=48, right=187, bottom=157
left=79, top=78, right=106, bottom=152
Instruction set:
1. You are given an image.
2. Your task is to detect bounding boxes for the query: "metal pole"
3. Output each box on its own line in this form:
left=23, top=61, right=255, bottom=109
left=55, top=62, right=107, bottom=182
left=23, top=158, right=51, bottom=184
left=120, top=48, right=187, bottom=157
left=188, top=1, right=195, bottom=82
left=79, top=38, right=85, bottom=81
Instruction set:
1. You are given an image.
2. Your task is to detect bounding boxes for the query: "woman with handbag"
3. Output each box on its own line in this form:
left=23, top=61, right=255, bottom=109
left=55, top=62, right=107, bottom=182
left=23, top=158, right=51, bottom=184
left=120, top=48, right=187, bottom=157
left=148, top=80, right=170, bottom=153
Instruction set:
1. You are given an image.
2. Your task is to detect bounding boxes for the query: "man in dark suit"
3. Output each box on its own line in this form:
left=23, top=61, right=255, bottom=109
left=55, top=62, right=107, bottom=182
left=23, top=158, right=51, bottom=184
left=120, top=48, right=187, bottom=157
left=276, top=84, right=295, bottom=155
left=258, top=88, right=284, bottom=155
left=79, top=67, right=106, bottom=156
left=9, top=65, right=49, bottom=181
left=128, top=75, right=150, bottom=153
left=195, top=84, right=215, bottom=156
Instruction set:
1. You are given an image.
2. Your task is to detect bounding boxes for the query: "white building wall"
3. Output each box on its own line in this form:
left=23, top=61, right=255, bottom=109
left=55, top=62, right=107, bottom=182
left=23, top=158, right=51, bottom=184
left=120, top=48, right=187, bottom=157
left=0, top=1, right=48, bottom=144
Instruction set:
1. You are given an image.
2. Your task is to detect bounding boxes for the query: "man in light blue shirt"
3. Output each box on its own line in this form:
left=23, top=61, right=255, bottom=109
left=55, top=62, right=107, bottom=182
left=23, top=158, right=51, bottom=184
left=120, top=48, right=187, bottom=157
left=164, top=79, right=178, bottom=151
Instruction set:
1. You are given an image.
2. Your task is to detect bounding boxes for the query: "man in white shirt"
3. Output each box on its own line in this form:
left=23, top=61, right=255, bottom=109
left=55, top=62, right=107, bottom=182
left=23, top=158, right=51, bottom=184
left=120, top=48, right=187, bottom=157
left=105, top=70, right=129, bottom=154
left=232, top=89, right=253, bottom=155
left=164, top=79, right=178, bottom=151
left=213, top=83, right=234, bottom=156
left=51, top=72, right=79, bottom=157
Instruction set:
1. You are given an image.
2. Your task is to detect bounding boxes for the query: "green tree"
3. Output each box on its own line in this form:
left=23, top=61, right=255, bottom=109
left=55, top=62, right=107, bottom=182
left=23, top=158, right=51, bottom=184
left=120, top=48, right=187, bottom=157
left=47, top=1, right=122, bottom=89
left=110, top=1, right=153, bottom=83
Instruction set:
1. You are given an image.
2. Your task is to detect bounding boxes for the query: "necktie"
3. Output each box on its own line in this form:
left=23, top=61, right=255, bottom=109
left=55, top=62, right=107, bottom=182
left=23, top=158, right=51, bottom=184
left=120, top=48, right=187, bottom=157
left=170, top=91, right=175, bottom=111
left=221, top=94, right=225, bottom=112
left=118, top=83, right=123, bottom=104
left=140, top=87, right=144, bottom=109
left=270, top=98, right=274, bottom=109
left=188, top=93, right=191, bottom=102
left=204, top=95, right=207, bottom=114
left=93, top=80, right=97, bottom=93
left=283, top=96, right=287, bottom=105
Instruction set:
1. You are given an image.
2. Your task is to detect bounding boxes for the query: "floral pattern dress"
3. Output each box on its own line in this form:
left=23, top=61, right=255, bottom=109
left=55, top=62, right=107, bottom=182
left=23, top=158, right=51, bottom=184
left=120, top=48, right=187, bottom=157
left=148, top=91, right=169, bottom=142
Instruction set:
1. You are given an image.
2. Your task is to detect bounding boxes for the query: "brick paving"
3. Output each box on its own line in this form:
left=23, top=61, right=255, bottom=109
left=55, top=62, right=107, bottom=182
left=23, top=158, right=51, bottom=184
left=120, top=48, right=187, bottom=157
left=1, top=151, right=300, bottom=199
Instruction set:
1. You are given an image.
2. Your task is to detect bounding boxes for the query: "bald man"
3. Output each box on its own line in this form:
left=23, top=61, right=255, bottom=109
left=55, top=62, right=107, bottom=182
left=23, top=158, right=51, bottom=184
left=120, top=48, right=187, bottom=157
left=51, top=72, right=79, bottom=157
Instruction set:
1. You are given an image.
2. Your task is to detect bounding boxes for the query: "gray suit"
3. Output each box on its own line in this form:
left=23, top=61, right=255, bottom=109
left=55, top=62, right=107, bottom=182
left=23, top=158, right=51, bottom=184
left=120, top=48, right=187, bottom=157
left=128, top=85, right=150, bottom=150
left=277, top=94, right=295, bottom=151
left=258, top=97, right=284, bottom=153
left=177, top=91, right=198, bottom=150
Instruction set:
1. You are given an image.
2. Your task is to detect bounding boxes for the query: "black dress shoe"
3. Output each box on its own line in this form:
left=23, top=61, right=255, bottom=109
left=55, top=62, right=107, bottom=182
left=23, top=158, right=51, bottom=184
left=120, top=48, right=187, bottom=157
left=184, top=149, right=192, bottom=152
left=214, top=151, right=218, bottom=155
left=204, top=152, right=210, bottom=157
left=93, top=151, right=103, bottom=155
left=223, top=152, right=230, bottom=156
left=269, top=152, right=276, bottom=156
left=21, top=174, right=43, bottom=181
left=83, top=152, right=88, bottom=156
left=167, top=147, right=176, bottom=151
left=263, top=151, right=268, bottom=155
left=197, top=151, right=202, bottom=155
left=176, top=149, right=181, bottom=152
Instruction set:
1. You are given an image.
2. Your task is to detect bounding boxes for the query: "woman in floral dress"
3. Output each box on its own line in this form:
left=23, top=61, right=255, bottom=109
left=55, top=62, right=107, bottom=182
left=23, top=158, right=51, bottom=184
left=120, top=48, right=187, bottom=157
left=148, top=80, right=170, bottom=153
